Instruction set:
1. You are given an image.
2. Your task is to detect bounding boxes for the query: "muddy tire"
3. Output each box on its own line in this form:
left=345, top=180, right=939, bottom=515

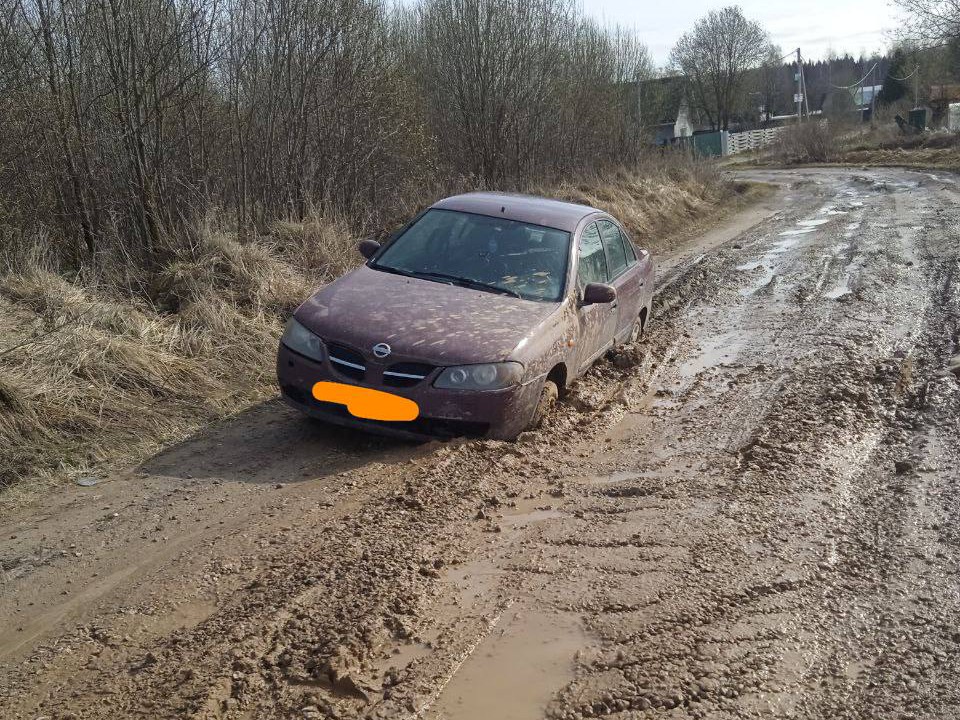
left=628, top=316, right=643, bottom=344
left=528, top=379, right=558, bottom=431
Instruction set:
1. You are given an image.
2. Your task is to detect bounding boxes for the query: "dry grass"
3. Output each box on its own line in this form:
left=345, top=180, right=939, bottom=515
left=0, top=158, right=731, bottom=502
left=755, top=117, right=960, bottom=171
left=0, top=215, right=358, bottom=502
left=837, top=128, right=960, bottom=169
left=539, top=156, right=731, bottom=253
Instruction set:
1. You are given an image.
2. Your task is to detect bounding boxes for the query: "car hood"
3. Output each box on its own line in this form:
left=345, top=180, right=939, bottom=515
left=295, top=265, right=561, bottom=365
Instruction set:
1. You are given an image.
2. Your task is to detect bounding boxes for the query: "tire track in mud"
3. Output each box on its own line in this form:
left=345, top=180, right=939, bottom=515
left=2, top=169, right=959, bottom=720
left=0, top=192, right=743, bottom=719
left=534, top=171, right=960, bottom=720
left=799, top=202, right=960, bottom=720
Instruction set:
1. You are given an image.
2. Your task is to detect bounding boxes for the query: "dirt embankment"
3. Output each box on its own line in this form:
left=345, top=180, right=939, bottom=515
left=0, top=160, right=745, bottom=503
left=1, top=167, right=959, bottom=720
left=838, top=144, right=960, bottom=171
left=734, top=124, right=960, bottom=173
left=836, top=128, right=960, bottom=169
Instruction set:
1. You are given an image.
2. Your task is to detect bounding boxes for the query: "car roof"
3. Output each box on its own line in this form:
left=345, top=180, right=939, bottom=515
left=430, top=192, right=599, bottom=233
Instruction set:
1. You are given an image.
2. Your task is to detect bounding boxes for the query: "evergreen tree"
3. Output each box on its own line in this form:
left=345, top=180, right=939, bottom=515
left=879, top=49, right=910, bottom=105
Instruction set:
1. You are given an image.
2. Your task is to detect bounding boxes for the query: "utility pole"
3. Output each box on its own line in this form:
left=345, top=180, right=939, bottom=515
left=795, top=48, right=803, bottom=123
left=801, top=63, right=811, bottom=118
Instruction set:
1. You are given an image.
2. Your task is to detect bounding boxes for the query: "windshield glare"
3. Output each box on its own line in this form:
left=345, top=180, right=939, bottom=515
left=372, top=208, right=570, bottom=301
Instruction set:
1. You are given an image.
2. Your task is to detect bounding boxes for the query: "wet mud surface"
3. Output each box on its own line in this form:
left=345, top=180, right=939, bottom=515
left=2, top=168, right=959, bottom=719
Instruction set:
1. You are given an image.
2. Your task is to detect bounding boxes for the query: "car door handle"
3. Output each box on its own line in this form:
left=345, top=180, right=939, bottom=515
left=610, top=302, right=618, bottom=310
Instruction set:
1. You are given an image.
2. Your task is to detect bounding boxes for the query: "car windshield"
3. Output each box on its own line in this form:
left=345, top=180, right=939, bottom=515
left=371, top=208, right=570, bottom=302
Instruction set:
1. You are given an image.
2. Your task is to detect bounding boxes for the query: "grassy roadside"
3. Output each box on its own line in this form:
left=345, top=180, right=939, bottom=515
left=0, top=158, right=749, bottom=506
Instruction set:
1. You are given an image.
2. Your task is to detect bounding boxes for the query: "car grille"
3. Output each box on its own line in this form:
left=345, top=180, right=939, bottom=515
left=324, top=342, right=434, bottom=387
left=382, top=362, right=435, bottom=388
left=327, top=343, right=366, bottom=381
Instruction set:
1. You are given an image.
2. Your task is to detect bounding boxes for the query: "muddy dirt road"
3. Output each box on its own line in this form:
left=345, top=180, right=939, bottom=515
left=2, top=167, right=959, bottom=720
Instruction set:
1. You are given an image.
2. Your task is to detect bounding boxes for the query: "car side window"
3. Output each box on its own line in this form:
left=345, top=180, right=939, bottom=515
left=623, top=235, right=637, bottom=264
left=598, top=220, right=628, bottom=278
left=577, top=222, right=608, bottom=291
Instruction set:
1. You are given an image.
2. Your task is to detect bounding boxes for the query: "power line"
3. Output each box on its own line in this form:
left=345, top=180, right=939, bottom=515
left=889, top=66, right=919, bottom=81
left=779, top=47, right=800, bottom=63
left=829, top=62, right=879, bottom=90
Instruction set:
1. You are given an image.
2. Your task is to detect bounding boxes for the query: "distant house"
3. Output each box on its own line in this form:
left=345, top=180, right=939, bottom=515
left=819, top=84, right=882, bottom=120
left=639, top=76, right=703, bottom=146
left=851, top=84, right=883, bottom=109
left=928, top=84, right=960, bottom=125
left=652, top=97, right=696, bottom=145
left=673, top=97, right=695, bottom=138
left=929, top=84, right=960, bottom=105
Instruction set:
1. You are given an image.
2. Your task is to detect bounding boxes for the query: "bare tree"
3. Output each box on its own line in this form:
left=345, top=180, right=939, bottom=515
left=894, top=0, right=960, bottom=48
left=411, top=0, right=651, bottom=185
left=0, top=0, right=656, bottom=275
left=669, top=6, right=772, bottom=130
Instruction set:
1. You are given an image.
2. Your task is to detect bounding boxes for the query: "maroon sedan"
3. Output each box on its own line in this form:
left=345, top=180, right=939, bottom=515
left=277, top=192, right=654, bottom=440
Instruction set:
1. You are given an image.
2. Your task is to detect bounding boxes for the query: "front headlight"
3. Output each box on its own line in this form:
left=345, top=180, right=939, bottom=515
left=434, top=362, right=523, bottom=391
left=281, top=318, right=325, bottom=362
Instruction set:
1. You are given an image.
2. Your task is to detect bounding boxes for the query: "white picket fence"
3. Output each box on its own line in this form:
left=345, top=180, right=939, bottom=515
left=727, top=126, right=786, bottom=155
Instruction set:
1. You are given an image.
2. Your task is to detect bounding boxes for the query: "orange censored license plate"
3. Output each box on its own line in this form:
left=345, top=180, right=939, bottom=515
left=312, top=381, right=420, bottom=422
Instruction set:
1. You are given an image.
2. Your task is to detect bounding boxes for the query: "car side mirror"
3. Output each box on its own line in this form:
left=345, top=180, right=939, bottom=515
left=581, top=282, right=617, bottom=306
left=358, top=239, right=380, bottom=259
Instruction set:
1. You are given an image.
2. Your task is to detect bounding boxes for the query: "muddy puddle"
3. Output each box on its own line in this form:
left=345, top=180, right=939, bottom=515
left=573, top=470, right=642, bottom=486
left=427, top=608, right=584, bottom=720
left=500, top=508, right=566, bottom=528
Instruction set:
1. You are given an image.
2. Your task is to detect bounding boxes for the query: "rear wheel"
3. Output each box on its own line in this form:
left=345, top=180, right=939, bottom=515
left=528, top=379, right=558, bottom=430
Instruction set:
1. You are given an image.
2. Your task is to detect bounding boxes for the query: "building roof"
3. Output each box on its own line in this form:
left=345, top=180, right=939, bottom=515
left=431, top=192, right=598, bottom=232
left=930, top=84, right=960, bottom=103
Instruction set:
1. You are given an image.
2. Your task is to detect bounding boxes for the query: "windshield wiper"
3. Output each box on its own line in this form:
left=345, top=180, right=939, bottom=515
left=369, top=262, right=417, bottom=279
left=371, top=264, right=524, bottom=299
left=413, top=271, right=523, bottom=299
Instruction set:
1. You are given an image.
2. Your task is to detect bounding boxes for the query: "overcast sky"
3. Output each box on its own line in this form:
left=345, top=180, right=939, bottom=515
left=580, top=0, right=898, bottom=66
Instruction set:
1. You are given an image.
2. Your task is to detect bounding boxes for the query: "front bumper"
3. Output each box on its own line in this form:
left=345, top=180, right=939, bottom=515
left=276, top=343, right=541, bottom=441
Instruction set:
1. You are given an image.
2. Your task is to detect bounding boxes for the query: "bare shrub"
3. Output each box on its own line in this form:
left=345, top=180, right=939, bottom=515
left=411, top=0, right=652, bottom=185
left=0, top=0, right=659, bottom=276
left=773, top=122, right=837, bottom=163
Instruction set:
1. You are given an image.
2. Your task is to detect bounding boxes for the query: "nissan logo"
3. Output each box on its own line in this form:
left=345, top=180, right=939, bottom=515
left=372, top=343, right=391, bottom=359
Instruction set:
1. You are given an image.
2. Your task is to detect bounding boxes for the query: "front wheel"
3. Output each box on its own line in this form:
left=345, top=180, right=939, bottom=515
left=528, top=379, right=558, bottom=431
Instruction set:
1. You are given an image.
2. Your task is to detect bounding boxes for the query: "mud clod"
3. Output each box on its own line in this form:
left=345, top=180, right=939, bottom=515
left=895, top=459, right=916, bottom=475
